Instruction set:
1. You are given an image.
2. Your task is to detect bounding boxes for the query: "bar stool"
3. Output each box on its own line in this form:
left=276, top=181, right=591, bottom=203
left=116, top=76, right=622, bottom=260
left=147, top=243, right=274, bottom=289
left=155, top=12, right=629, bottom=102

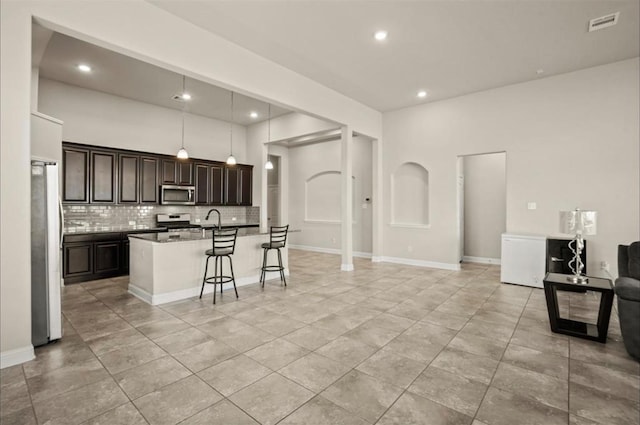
left=200, top=227, right=239, bottom=304
left=260, top=225, right=289, bottom=287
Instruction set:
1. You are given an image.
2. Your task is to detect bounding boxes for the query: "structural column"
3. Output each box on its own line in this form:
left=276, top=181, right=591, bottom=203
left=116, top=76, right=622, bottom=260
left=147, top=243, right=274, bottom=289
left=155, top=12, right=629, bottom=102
left=341, top=125, right=354, bottom=271
left=260, top=142, right=269, bottom=233
left=372, top=138, right=383, bottom=261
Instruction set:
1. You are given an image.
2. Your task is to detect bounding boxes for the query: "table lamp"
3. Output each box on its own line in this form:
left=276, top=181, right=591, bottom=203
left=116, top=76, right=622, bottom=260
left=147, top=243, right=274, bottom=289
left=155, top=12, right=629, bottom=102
left=560, top=208, right=597, bottom=283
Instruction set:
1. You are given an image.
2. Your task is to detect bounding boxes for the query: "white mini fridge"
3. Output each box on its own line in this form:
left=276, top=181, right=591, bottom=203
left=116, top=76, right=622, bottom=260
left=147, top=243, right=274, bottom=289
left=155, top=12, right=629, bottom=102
left=500, top=233, right=546, bottom=288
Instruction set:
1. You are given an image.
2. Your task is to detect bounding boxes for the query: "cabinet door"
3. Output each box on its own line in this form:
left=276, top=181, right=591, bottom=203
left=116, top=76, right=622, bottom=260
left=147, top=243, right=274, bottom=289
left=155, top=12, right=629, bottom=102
left=161, top=159, right=177, bottom=184
left=140, top=156, right=159, bottom=203
left=62, top=147, right=89, bottom=203
left=94, top=241, right=121, bottom=275
left=63, top=243, right=93, bottom=278
left=178, top=161, right=193, bottom=185
left=225, top=167, right=240, bottom=205
left=91, top=151, right=116, bottom=203
left=210, top=164, right=225, bottom=205
left=239, top=165, right=253, bottom=206
left=118, top=154, right=139, bottom=203
left=195, top=164, right=210, bottom=205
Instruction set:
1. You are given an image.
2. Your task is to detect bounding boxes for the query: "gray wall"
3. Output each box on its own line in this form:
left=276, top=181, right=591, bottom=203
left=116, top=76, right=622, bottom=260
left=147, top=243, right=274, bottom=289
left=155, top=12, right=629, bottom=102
left=463, top=152, right=506, bottom=260
left=288, top=137, right=373, bottom=254
left=383, top=58, right=640, bottom=277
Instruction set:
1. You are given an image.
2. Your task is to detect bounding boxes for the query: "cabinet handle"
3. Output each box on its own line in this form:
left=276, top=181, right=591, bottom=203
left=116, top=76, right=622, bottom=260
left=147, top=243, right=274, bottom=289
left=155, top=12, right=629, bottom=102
left=551, top=257, right=564, bottom=262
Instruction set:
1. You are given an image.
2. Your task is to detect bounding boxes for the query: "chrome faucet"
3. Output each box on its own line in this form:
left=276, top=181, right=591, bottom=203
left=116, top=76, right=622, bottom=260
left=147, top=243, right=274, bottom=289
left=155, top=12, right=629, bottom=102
left=205, top=209, right=222, bottom=230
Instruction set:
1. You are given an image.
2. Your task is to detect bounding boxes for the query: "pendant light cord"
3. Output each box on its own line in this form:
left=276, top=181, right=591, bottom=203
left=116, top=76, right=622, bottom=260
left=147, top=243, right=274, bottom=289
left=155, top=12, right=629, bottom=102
left=230, top=91, right=234, bottom=155
left=268, top=103, right=271, bottom=143
left=180, top=76, right=186, bottom=153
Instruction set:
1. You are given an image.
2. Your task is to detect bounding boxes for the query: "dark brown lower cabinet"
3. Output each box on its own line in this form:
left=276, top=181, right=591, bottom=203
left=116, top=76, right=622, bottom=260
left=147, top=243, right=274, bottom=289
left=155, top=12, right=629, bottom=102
left=63, top=243, right=93, bottom=279
left=94, top=242, right=121, bottom=275
left=63, top=230, right=163, bottom=284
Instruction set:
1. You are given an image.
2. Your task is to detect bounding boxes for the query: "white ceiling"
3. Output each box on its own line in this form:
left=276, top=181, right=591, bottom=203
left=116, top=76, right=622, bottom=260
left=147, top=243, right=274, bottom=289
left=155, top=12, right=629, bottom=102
left=149, top=0, right=640, bottom=112
left=37, top=32, right=292, bottom=126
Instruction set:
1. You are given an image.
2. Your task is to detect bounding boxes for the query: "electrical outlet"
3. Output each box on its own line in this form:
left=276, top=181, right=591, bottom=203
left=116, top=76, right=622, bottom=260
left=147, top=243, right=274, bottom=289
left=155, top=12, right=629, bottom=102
left=331, top=237, right=336, bottom=244
left=232, top=217, right=237, bottom=221
left=601, top=261, right=610, bottom=272
left=407, top=245, right=413, bottom=253
left=128, top=220, right=136, bottom=226
left=195, top=218, right=201, bottom=223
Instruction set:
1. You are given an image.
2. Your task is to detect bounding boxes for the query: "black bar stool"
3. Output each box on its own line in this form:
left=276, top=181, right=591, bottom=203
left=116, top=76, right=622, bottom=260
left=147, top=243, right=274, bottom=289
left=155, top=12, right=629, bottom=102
left=260, top=225, right=289, bottom=287
left=200, top=227, right=239, bottom=304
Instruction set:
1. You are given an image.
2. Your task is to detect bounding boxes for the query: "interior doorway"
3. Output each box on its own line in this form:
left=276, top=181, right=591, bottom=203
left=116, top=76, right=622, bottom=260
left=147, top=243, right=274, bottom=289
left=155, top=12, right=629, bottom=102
left=267, top=155, right=281, bottom=226
left=457, top=152, right=506, bottom=265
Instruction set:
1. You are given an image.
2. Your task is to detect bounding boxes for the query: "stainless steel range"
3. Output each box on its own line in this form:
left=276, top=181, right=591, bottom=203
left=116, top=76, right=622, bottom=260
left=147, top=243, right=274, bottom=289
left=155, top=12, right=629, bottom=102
left=156, top=213, right=201, bottom=232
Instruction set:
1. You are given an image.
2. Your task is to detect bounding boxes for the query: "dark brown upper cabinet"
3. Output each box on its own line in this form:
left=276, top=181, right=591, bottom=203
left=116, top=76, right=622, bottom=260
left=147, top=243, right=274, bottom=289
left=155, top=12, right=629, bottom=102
left=210, top=163, right=225, bottom=206
left=194, top=163, right=210, bottom=205
left=62, top=146, right=89, bottom=203
left=62, top=142, right=252, bottom=206
left=225, top=165, right=253, bottom=206
left=178, top=161, right=193, bottom=185
left=161, top=158, right=193, bottom=185
left=161, top=159, right=178, bottom=185
left=118, top=154, right=139, bottom=203
left=140, top=156, right=159, bottom=203
left=90, top=150, right=116, bottom=203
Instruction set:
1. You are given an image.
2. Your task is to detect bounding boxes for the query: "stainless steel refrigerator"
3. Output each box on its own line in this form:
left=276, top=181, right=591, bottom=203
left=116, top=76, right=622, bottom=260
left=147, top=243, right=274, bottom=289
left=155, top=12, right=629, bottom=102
left=31, top=161, right=62, bottom=346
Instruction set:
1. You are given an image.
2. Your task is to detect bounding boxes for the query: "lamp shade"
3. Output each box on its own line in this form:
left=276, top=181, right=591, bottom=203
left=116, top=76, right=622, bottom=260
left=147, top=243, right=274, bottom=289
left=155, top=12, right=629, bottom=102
left=560, top=209, right=597, bottom=236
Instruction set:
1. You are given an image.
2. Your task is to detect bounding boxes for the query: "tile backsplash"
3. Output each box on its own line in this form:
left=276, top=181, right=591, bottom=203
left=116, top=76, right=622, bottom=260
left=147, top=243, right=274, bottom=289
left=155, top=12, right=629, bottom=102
left=63, top=204, right=260, bottom=230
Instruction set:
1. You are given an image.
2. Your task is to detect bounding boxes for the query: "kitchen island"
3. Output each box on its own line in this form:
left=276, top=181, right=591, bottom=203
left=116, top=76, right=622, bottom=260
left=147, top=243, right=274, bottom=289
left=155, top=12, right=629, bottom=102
left=128, top=228, right=289, bottom=305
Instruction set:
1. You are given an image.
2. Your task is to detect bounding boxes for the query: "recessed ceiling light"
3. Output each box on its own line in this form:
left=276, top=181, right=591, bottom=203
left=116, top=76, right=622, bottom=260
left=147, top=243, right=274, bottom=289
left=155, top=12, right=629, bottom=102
left=250, top=111, right=258, bottom=119
left=417, top=90, right=427, bottom=98
left=77, top=64, right=92, bottom=73
left=181, top=93, right=192, bottom=101
left=374, top=30, right=388, bottom=41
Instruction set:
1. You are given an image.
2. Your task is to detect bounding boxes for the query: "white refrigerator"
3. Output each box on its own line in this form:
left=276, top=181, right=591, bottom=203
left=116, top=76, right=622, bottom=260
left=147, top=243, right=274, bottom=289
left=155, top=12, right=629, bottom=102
left=31, top=161, right=62, bottom=346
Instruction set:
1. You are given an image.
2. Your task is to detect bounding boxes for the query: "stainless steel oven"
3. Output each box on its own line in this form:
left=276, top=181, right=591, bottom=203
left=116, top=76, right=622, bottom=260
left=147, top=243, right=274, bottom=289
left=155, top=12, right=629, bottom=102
left=160, top=185, right=195, bottom=205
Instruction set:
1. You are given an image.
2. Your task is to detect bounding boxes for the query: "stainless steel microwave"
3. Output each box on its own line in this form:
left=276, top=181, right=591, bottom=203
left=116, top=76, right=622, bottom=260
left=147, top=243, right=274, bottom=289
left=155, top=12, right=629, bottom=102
left=160, top=185, right=196, bottom=205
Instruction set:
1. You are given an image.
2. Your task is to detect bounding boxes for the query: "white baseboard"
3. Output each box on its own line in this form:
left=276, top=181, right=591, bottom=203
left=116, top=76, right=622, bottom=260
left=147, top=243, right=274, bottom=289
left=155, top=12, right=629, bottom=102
left=1, top=345, right=35, bottom=369
left=289, top=245, right=458, bottom=271
left=289, top=244, right=372, bottom=259
left=378, top=256, right=461, bottom=271
left=462, top=256, right=501, bottom=265
left=129, top=270, right=288, bottom=306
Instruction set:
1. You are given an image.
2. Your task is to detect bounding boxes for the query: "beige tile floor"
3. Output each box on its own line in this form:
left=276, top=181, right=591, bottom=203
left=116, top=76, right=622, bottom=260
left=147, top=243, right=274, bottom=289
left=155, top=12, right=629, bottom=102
left=1, top=250, right=639, bottom=425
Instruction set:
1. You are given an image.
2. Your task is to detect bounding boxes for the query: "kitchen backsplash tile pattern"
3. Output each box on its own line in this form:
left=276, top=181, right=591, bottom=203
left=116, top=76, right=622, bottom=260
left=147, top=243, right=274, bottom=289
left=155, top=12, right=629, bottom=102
left=63, top=205, right=259, bottom=231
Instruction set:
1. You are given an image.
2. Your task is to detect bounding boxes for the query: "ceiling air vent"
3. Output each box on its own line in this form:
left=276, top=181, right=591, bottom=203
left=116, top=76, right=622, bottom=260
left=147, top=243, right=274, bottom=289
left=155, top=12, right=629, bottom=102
left=588, top=12, right=620, bottom=32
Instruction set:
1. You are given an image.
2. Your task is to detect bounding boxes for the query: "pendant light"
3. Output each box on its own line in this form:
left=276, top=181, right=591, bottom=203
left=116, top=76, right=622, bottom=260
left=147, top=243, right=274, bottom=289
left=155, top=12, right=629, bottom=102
left=226, top=91, right=237, bottom=165
left=176, top=75, right=189, bottom=159
left=265, top=103, right=274, bottom=170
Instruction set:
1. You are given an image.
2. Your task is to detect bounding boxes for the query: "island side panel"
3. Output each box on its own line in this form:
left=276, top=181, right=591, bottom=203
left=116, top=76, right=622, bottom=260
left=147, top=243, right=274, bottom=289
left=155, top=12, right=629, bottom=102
left=128, top=237, right=155, bottom=301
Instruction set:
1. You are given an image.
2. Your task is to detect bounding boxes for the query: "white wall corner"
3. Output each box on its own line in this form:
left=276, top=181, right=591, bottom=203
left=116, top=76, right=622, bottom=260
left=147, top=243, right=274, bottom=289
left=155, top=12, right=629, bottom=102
left=0, top=345, right=35, bottom=369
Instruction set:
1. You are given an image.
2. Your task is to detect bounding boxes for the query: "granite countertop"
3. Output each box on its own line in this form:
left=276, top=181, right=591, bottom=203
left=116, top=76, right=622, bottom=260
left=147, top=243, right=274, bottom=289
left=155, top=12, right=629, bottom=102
left=129, top=227, right=271, bottom=243
left=64, top=225, right=166, bottom=235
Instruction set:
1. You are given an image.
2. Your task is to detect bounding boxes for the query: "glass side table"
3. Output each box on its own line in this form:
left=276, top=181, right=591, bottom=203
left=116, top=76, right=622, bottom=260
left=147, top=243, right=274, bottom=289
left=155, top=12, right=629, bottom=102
left=543, top=272, right=614, bottom=343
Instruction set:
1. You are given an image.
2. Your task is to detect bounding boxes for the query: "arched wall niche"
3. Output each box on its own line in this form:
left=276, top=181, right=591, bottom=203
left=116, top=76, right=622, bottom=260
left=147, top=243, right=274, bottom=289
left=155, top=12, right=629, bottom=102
left=391, top=162, right=429, bottom=227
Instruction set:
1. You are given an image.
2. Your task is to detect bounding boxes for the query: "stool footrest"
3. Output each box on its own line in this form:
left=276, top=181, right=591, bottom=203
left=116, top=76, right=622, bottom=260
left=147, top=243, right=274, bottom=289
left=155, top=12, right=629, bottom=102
left=262, top=265, right=285, bottom=272
left=204, top=275, right=235, bottom=285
